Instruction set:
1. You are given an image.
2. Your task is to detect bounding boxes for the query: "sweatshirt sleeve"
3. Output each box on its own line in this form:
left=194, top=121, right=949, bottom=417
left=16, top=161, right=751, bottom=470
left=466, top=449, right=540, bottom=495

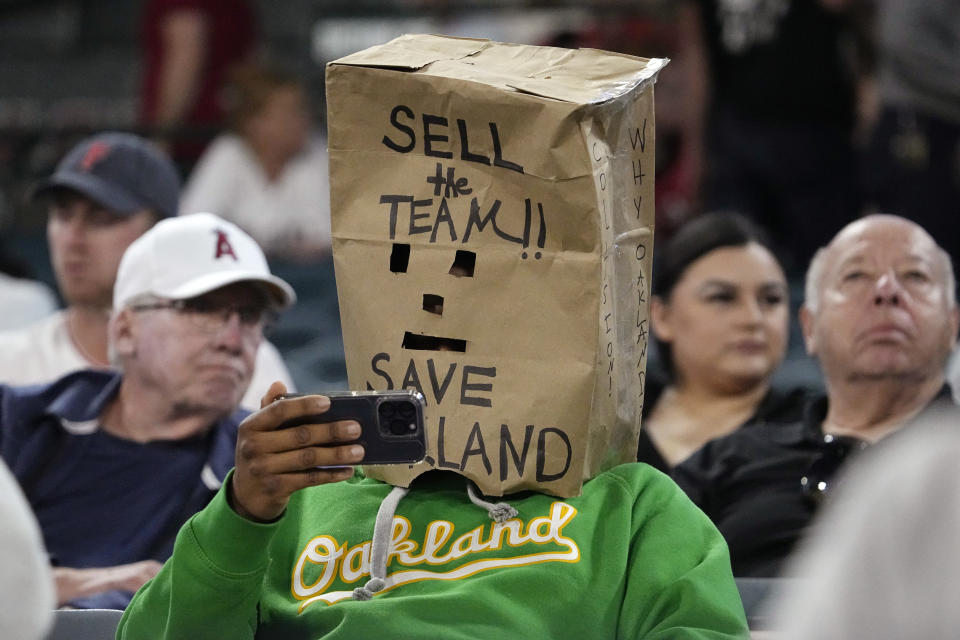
left=117, top=473, right=280, bottom=640
left=618, top=466, right=749, bottom=639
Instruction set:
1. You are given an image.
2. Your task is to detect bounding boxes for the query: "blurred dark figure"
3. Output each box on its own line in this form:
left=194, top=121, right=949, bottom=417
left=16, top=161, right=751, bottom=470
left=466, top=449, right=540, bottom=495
left=140, top=0, right=257, bottom=174
left=679, top=0, right=868, bottom=276
left=863, top=0, right=960, bottom=271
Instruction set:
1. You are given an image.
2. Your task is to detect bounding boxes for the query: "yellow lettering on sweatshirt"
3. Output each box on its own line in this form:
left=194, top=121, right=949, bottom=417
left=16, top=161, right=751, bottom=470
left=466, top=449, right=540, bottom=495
left=292, top=501, right=579, bottom=611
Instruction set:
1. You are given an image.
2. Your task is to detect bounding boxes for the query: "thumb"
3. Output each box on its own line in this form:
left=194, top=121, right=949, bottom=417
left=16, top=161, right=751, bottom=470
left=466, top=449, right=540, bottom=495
left=260, top=380, right=289, bottom=409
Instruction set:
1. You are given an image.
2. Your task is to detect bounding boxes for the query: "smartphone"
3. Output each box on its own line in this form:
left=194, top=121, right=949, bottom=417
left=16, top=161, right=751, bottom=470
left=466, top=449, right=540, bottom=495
left=278, top=390, right=427, bottom=465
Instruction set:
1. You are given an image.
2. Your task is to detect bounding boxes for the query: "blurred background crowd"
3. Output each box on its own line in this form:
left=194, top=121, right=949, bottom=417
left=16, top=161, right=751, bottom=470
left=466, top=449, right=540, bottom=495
left=2, top=0, right=955, bottom=398
left=1, top=0, right=958, bottom=635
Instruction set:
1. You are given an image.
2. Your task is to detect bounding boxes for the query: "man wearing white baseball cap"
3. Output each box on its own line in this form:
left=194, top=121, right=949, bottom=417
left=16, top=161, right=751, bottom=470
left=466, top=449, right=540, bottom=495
left=0, top=131, right=296, bottom=411
left=0, top=213, right=295, bottom=610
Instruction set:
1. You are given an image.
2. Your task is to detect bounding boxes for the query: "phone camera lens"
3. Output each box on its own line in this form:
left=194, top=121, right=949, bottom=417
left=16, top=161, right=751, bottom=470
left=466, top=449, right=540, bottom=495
left=379, top=402, right=396, bottom=419
left=379, top=400, right=418, bottom=436
left=389, top=418, right=411, bottom=435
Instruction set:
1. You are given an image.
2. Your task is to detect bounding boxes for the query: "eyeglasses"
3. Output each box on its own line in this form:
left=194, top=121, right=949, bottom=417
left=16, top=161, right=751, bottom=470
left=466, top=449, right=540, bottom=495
left=131, top=298, right=277, bottom=335
left=800, top=433, right=869, bottom=506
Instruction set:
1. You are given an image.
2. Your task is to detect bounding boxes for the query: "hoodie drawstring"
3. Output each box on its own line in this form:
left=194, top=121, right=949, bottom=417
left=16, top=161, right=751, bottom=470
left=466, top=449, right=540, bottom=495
left=353, top=480, right=518, bottom=601
left=466, top=481, right=518, bottom=523
left=353, top=485, right=409, bottom=601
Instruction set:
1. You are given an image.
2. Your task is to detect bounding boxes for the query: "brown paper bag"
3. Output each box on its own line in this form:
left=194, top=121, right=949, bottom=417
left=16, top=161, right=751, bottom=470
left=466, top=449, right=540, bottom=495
left=326, top=34, right=664, bottom=497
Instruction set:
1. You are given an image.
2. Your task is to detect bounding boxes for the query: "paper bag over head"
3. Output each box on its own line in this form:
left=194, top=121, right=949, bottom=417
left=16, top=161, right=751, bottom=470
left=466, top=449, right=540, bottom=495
left=326, top=34, right=665, bottom=498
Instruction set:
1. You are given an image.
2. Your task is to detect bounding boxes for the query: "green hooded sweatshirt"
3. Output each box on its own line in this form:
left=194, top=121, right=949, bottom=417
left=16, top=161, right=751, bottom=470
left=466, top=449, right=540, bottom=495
left=118, top=463, right=749, bottom=639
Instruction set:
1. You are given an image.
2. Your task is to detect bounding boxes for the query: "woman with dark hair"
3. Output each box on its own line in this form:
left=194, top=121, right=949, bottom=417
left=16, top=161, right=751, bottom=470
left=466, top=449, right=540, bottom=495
left=638, top=212, right=807, bottom=471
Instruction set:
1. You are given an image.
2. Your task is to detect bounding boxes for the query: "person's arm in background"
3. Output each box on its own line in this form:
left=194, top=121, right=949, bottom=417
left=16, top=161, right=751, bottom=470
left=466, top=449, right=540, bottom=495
left=675, top=1, right=708, bottom=210
left=619, top=468, right=749, bottom=639
left=117, top=383, right=363, bottom=639
left=152, top=8, right=208, bottom=140
left=53, top=562, right=162, bottom=608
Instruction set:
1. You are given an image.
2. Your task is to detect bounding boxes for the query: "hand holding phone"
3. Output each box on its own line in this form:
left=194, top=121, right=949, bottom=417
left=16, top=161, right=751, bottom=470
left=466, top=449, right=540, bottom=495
left=278, top=390, right=427, bottom=466
left=230, top=384, right=365, bottom=522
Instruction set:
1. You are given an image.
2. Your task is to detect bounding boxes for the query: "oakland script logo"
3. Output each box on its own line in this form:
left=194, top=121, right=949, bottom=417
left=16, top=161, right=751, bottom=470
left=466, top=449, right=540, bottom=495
left=291, top=501, right=580, bottom=610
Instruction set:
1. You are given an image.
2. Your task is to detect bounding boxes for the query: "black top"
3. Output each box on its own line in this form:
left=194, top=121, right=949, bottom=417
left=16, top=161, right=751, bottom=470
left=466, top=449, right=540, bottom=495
left=693, top=0, right=857, bottom=127
left=637, top=377, right=809, bottom=473
left=672, top=386, right=956, bottom=577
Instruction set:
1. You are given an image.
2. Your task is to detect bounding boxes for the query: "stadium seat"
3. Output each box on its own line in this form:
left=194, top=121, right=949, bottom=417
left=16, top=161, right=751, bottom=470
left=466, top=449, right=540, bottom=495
left=46, top=608, right=123, bottom=640
left=736, top=577, right=780, bottom=630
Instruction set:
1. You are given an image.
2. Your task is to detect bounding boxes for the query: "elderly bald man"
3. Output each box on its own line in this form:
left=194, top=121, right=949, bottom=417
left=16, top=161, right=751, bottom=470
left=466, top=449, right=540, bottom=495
left=673, top=214, right=959, bottom=577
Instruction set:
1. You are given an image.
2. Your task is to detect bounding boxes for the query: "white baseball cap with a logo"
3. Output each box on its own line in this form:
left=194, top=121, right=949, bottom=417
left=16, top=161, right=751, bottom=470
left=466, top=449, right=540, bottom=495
left=113, top=212, right=296, bottom=310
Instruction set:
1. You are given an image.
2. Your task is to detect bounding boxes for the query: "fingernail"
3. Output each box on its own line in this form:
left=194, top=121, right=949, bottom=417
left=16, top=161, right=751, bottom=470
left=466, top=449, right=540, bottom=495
left=316, top=397, right=331, bottom=410
left=346, top=422, right=361, bottom=437
left=350, top=445, right=364, bottom=459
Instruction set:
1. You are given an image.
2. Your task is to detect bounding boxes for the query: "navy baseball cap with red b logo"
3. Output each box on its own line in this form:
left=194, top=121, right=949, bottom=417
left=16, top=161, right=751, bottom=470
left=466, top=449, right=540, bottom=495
left=32, top=132, right=180, bottom=219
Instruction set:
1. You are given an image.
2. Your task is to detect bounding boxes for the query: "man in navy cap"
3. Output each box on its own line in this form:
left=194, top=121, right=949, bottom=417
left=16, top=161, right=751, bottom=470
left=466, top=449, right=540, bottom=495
left=0, top=131, right=294, bottom=410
